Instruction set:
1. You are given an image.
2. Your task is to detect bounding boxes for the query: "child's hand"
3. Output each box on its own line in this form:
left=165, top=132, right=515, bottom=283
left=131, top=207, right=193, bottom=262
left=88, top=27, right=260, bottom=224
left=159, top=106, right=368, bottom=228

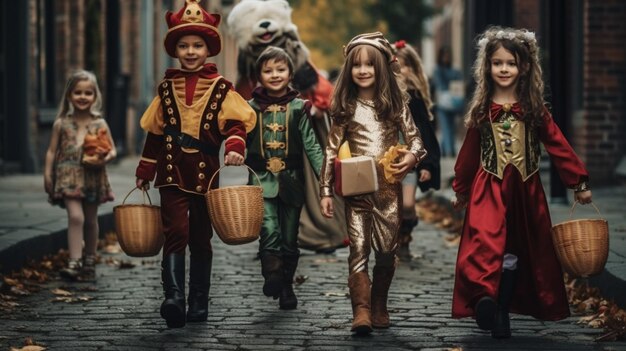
left=224, top=151, right=244, bottom=166
left=320, top=196, right=334, bottom=218
left=136, top=177, right=150, bottom=190
left=575, top=190, right=592, bottom=205
left=452, top=193, right=468, bottom=210
left=418, top=169, right=432, bottom=183
left=391, top=149, right=418, bottom=181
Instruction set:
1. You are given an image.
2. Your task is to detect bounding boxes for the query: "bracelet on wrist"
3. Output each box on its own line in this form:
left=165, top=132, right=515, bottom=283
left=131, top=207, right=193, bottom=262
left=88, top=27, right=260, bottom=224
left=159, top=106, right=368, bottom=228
left=574, top=181, right=590, bottom=193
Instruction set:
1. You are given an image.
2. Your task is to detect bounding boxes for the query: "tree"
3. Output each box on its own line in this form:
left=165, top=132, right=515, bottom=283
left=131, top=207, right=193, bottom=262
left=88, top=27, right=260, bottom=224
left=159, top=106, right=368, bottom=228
left=367, top=0, right=436, bottom=44
left=291, top=0, right=386, bottom=70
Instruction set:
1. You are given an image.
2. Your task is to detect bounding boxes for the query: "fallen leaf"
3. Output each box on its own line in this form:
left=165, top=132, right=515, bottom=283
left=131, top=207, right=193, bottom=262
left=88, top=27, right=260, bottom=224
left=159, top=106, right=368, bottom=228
left=51, top=289, right=72, bottom=296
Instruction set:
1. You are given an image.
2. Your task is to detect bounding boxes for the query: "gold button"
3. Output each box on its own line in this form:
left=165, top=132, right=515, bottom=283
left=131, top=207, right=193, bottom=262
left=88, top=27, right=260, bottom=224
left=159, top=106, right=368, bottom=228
left=164, top=90, right=170, bottom=96
left=198, top=173, right=205, bottom=180
left=167, top=108, right=174, bottom=115
left=215, top=93, right=222, bottom=99
left=162, top=82, right=168, bottom=88
left=203, top=123, right=210, bottom=130
left=220, top=83, right=226, bottom=89
left=166, top=143, right=172, bottom=150
left=166, top=164, right=173, bottom=171
left=166, top=176, right=173, bottom=183
left=169, top=118, right=177, bottom=125
left=165, top=98, right=172, bottom=106
left=166, top=154, right=173, bottom=161
left=206, top=112, right=213, bottom=120
left=210, top=102, right=217, bottom=109
left=199, top=162, right=206, bottom=169
left=195, top=185, right=203, bottom=192
left=166, top=135, right=172, bottom=142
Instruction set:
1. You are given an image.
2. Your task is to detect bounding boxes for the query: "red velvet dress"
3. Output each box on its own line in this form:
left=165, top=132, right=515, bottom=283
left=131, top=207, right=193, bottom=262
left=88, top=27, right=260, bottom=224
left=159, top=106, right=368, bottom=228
left=451, top=102, right=588, bottom=320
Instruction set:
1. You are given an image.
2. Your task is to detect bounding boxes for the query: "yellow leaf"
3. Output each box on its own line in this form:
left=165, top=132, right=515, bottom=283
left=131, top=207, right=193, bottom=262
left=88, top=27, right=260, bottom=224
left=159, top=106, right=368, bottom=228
left=10, top=346, right=47, bottom=351
left=337, top=141, right=351, bottom=160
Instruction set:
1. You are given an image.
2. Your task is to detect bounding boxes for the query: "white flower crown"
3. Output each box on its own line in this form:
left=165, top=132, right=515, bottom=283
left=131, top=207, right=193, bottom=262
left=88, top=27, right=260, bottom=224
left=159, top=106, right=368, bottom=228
left=477, top=28, right=537, bottom=51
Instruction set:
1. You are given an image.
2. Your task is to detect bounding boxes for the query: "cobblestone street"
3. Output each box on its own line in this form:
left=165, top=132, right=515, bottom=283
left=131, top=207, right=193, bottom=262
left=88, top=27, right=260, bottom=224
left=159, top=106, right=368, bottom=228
left=2, top=218, right=625, bottom=351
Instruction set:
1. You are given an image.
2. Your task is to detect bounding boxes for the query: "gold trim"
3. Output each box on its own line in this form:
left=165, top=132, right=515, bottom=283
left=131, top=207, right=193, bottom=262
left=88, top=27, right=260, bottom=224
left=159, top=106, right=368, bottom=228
left=165, top=22, right=222, bottom=48
left=140, top=156, right=157, bottom=163
left=267, top=157, right=286, bottom=173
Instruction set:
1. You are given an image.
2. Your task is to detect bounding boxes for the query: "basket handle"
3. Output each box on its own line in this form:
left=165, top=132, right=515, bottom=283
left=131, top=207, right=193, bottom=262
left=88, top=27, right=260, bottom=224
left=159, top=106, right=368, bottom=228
left=207, top=164, right=261, bottom=191
left=568, top=201, right=602, bottom=219
left=121, top=187, right=153, bottom=206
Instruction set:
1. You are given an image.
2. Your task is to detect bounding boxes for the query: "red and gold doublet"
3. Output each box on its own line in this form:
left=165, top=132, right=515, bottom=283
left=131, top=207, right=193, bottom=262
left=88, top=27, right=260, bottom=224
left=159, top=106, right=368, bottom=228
left=136, top=64, right=255, bottom=194
left=452, top=102, right=588, bottom=320
left=135, top=64, right=255, bottom=255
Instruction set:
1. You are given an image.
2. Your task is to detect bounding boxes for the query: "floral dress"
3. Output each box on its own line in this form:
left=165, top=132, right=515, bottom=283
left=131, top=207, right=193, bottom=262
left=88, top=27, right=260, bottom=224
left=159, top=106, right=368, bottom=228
left=49, top=117, right=114, bottom=207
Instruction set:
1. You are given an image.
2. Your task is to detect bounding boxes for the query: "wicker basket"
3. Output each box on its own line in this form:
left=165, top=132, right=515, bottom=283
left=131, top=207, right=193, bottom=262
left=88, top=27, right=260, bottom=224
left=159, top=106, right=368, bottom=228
left=551, top=202, right=609, bottom=277
left=114, top=187, right=164, bottom=257
left=205, top=165, right=263, bottom=245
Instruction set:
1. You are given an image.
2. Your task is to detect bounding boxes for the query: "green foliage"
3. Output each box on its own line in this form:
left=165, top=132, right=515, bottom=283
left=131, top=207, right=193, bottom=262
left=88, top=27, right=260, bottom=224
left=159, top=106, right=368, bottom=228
left=290, top=0, right=434, bottom=70
left=367, top=0, right=436, bottom=44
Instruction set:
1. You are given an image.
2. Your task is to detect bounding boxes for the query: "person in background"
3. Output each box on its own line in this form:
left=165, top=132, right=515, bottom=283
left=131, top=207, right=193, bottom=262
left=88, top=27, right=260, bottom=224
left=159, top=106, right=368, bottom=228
left=451, top=26, right=592, bottom=339
left=432, top=46, right=463, bottom=157
left=44, top=70, right=116, bottom=282
left=393, top=40, right=441, bottom=261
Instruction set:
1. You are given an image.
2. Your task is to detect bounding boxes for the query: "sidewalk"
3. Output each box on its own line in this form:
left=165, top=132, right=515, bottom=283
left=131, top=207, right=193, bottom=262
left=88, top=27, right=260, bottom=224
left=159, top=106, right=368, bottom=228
left=1, top=156, right=625, bottom=309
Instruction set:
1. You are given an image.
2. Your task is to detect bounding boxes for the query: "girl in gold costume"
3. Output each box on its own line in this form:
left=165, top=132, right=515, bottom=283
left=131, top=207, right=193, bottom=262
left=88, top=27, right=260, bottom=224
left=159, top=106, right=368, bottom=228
left=319, top=32, right=427, bottom=334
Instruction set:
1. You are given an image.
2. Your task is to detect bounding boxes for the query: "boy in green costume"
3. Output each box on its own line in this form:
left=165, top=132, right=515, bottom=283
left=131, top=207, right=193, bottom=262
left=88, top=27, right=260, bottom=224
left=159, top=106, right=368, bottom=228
left=245, top=46, right=324, bottom=309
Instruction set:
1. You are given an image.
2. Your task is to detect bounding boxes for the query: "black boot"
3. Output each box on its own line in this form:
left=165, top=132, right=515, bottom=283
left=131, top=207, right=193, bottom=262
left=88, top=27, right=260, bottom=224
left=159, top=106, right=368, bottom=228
left=397, top=219, right=417, bottom=262
left=160, top=254, right=186, bottom=328
left=187, top=254, right=212, bottom=322
left=475, top=296, right=497, bottom=330
left=279, top=253, right=299, bottom=310
left=492, top=269, right=516, bottom=339
left=260, top=252, right=283, bottom=298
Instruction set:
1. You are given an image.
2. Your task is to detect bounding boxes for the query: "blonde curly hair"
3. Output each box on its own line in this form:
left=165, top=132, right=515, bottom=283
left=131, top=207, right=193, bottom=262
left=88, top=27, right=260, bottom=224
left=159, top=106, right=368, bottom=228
left=464, top=26, right=545, bottom=128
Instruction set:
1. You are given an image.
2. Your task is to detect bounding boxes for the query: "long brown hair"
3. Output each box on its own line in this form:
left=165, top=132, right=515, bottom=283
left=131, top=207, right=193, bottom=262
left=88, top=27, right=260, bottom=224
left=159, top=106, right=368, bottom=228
left=394, top=41, right=434, bottom=121
left=465, top=26, right=544, bottom=128
left=330, top=44, right=407, bottom=123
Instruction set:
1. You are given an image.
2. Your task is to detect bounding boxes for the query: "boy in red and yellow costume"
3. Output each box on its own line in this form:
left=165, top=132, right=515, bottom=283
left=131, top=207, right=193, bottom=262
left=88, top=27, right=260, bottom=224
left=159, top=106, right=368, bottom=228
left=135, top=0, right=256, bottom=328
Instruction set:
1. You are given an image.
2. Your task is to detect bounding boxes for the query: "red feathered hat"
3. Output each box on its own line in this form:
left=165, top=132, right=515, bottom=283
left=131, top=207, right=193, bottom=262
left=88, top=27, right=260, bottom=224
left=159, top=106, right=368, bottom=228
left=164, top=0, right=221, bottom=58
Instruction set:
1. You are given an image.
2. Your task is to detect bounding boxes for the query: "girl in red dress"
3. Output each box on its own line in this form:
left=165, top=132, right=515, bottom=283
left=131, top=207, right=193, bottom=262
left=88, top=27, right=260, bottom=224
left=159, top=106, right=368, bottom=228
left=451, top=26, right=593, bottom=339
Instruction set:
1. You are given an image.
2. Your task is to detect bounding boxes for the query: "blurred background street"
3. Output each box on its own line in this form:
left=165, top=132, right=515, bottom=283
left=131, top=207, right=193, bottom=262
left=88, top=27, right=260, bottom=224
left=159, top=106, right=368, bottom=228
left=1, top=0, right=625, bottom=350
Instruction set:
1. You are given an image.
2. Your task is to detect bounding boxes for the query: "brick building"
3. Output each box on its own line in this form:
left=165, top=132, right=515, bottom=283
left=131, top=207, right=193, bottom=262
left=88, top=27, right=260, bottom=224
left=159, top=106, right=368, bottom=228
left=1, top=0, right=624, bottom=186
left=0, top=0, right=238, bottom=174
left=433, top=0, right=625, bottom=192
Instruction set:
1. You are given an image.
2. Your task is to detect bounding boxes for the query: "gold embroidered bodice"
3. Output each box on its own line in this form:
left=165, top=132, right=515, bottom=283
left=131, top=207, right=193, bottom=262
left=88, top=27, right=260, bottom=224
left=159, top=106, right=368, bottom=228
left=479, top=108, right=540, bottom=181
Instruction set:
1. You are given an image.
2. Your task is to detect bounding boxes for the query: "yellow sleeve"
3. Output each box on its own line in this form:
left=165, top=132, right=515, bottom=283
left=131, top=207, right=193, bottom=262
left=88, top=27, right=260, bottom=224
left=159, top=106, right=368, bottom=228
left=139, top=96, right=164, bottom=135
left=217, top=90, right=257, bottom=134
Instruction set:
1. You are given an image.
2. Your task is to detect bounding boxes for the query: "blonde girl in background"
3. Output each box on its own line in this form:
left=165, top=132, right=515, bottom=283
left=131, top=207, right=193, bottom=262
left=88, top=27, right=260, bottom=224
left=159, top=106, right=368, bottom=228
left=320, top=32, right=427, bottom=334
left=393, top=40, right=441, bottom=261
left=44, top=70, right=116, bottom=281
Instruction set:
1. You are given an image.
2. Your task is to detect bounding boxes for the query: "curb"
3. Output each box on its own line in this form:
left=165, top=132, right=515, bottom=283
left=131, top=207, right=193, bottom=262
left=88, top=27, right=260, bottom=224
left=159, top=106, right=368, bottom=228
left=0, top=213, right=114, bottom=274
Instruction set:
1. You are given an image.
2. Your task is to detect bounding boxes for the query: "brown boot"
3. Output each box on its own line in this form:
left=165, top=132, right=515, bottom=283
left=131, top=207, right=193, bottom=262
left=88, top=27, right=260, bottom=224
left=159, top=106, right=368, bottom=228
left=348, top=271, right=372, bottom=334
left=371, top=265, right=395, bottom=328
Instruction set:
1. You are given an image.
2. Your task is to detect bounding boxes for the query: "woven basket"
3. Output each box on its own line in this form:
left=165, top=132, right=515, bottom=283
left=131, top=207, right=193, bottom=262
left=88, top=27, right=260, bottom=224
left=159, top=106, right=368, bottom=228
left=114, top=187, right=164, bottom=257
left=205, top=165, right=263, bottom=245
left=551, top=202, right=609, bottom=277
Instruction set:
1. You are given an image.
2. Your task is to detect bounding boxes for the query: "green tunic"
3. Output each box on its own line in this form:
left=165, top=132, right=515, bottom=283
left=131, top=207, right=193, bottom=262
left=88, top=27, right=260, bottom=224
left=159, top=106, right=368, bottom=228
left=246, top=97, right=324, bottom=254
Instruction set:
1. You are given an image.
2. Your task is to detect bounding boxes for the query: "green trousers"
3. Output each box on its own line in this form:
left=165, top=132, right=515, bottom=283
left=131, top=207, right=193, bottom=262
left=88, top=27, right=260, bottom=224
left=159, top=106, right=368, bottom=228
left=260, top=196, right=301, bottom=256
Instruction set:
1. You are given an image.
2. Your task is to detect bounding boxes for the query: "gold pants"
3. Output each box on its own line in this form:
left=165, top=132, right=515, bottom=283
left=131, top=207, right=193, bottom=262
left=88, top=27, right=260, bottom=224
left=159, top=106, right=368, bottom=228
left=345, top=179, right=401, bottom=274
